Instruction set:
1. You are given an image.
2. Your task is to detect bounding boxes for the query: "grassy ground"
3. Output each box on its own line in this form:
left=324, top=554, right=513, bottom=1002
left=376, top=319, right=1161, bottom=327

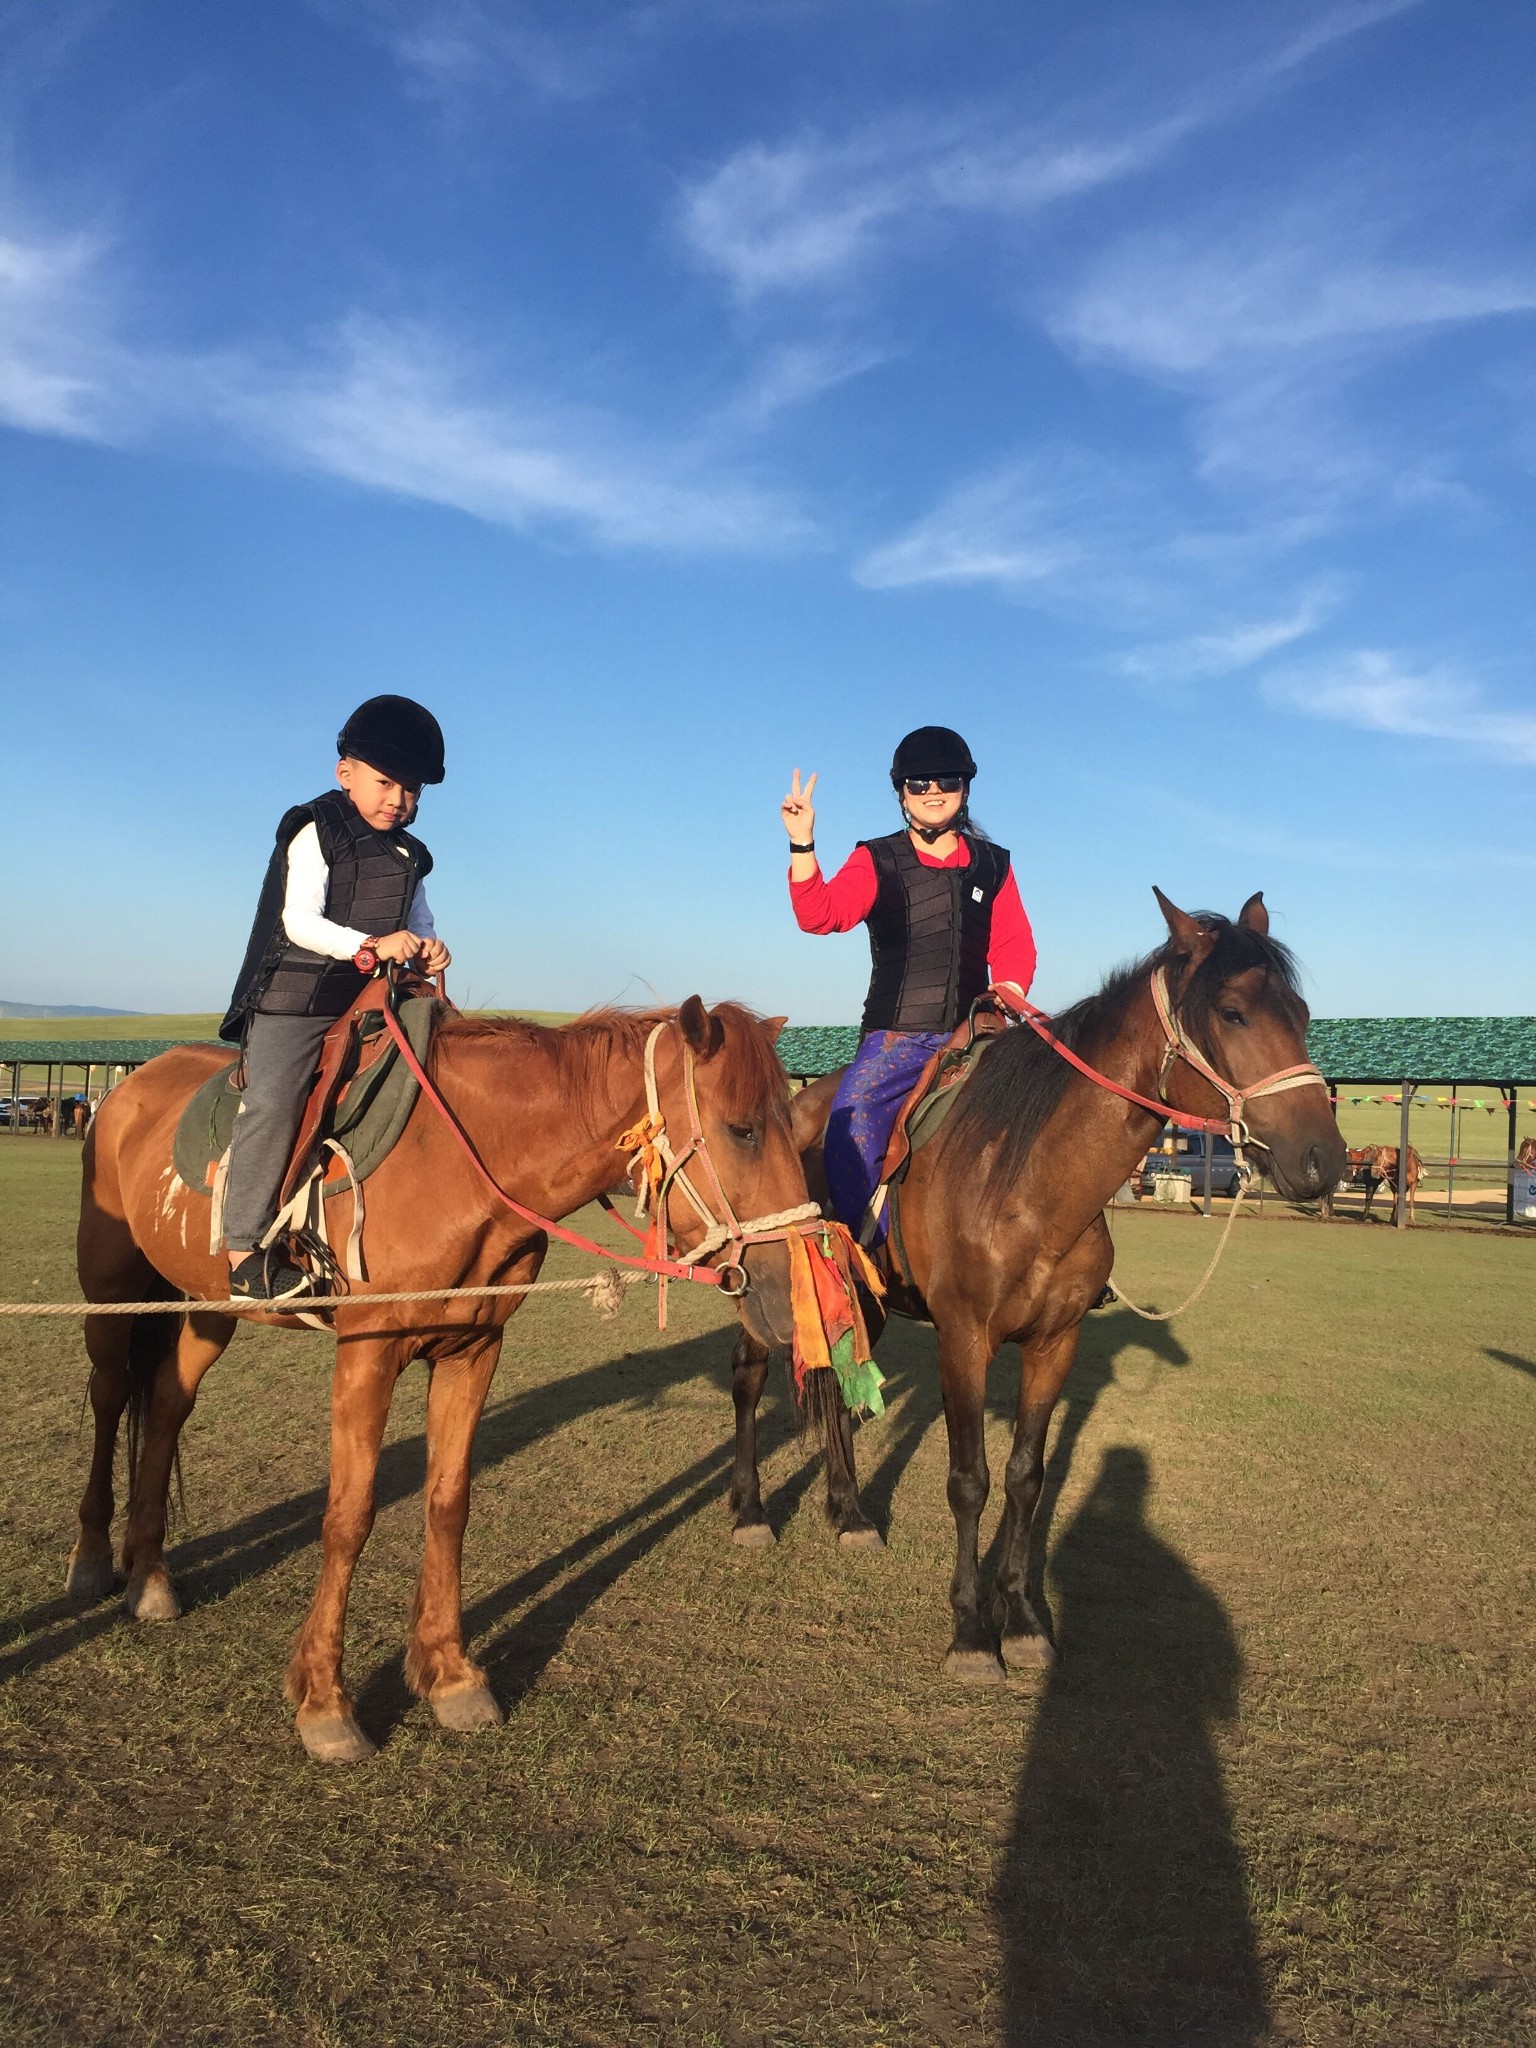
left=1, top=1143, right=1533, bottom=2046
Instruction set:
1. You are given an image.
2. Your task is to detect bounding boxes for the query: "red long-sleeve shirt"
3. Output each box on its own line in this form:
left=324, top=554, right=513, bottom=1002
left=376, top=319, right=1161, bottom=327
left=789, top=840, right=1037, bottom=995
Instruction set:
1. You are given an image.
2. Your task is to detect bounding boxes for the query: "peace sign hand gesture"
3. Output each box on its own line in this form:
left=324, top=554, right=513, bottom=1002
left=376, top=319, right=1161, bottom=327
left=780, top=767, right=818, bottom=844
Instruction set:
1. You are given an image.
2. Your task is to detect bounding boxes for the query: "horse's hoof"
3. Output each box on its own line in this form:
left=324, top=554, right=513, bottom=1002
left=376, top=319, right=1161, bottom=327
left=64, top=1547, right=117, bottom=1602
left=943, top=1647, right=1007, bottom=1686
left=838, top=1526, right=886, bottom=1552
left=431, top=1683, right=503, bottom=1733
left=731, top=1521, right=776, bottom=1549
left=1001, top=1632, right=1056, bottom=1671
left=297, top=1712, right=377, bottom=1765
left=125, top=1571, right=181, bottom=1622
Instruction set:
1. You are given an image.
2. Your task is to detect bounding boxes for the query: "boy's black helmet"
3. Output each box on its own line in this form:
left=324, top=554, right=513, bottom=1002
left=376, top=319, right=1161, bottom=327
left=890, top=725, right=977, bottom=787
left=337, top=695, right=445, bottom=787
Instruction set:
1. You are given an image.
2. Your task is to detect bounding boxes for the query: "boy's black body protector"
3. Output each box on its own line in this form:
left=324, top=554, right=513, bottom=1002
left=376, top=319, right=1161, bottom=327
left=857, top=829, right=1010, bottom=1035
left=220, top=789, right=432, bottom=1043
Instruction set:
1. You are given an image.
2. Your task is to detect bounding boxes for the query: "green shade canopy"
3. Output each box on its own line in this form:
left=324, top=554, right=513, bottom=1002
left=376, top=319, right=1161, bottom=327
left=776, top=1019, right=1536, bottom=1086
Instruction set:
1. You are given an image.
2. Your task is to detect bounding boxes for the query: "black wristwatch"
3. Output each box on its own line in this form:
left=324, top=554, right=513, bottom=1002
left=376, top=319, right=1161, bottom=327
left=788, top=840, right=815, bottom=854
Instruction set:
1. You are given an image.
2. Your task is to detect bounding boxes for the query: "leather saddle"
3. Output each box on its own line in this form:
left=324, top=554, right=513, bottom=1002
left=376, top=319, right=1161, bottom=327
left=174, top=973, right=440, bottom=1206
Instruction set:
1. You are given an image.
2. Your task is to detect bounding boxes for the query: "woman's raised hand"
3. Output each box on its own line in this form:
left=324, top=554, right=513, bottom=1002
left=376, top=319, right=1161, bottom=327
left=780, top=767, right=817, bottom=843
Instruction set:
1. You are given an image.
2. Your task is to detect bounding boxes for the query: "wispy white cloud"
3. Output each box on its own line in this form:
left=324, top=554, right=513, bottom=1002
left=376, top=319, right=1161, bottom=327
left=1058, top=230, right=1536, bottom=377
left=679, top=1, right=1423, bottom=296
left=209, top=319, right=808, bottom=550
left=1122, top=586, right=1337, bottom=683
left=720, top=336, right=889, bottom=429
left=0, top=222, right=122, bottom=437
left=0, top=210, right=806, bottom=554
left=853, top=461, right=1089, bottom=592
left=1264, top=649, right=1536, bottom=766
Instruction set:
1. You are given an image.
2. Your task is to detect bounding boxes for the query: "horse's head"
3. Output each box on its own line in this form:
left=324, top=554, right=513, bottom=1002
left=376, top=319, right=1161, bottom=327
left=1154, top=889, right=1346, bottom=1203
left=652, top=996, right=805, bottom=1348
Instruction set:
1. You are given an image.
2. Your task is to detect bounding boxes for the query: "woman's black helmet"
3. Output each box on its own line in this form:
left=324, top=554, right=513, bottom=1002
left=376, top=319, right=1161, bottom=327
left=337, top=695, right=446, bottom=788
left=890, top=725, right=977, bottom=787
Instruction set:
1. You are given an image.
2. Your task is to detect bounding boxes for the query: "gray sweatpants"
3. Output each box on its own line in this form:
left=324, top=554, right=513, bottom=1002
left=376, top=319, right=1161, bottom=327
left=222, top=1011, right=334, bottom=1252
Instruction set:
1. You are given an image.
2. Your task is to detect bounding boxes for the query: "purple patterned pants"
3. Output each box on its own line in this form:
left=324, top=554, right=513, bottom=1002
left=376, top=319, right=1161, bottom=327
left=823, top=1029, right=949, bottom=1234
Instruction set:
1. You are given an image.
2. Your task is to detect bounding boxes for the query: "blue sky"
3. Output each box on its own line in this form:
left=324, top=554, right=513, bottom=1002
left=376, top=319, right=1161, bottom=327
left=3, top=0, right=1533, bottom=1021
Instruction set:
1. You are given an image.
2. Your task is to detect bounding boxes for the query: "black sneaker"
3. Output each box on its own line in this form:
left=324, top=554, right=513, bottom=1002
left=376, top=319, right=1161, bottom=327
left=229, top=1248, right=316, bottom=1303
left=1090, top=1283, right=1116, bottom=1310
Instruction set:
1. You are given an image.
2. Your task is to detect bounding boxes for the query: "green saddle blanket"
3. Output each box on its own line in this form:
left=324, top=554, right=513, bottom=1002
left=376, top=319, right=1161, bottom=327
left=173, top=997, right=438, bottom=1199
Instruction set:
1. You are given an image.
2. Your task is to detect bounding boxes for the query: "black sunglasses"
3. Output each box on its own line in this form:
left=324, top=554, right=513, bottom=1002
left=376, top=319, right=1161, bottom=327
left=902, top=775, right=966, bottom=795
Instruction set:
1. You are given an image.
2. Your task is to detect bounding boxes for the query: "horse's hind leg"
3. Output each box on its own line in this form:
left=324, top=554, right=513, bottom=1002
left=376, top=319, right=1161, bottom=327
left=66, top=1313, right=134, bottom=1600
left=120, top=1312, right=236, bottom=1620
left=728, top=1328, right=775, bottom=1547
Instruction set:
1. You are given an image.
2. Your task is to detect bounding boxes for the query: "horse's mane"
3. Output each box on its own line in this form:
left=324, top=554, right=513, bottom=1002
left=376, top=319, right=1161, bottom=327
left=945, top=916, right=1306, bottom=1213
left=438, top=1002, right=786, bottom=1138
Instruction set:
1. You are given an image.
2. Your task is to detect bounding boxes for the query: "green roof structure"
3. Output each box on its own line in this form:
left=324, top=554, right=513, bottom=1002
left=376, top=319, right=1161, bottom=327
left=7, top=1018, right=1535, bottom=1086
left=777, top=1019, right=1536, bottom=1084
left=0, top=1040, right=220, bottom=1066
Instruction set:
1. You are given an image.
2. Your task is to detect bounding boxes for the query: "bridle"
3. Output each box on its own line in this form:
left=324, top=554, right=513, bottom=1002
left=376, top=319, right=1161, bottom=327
left=610, top=1022, right=822, bottom=1309
left=1014, top=964, right=1328, bottom=1164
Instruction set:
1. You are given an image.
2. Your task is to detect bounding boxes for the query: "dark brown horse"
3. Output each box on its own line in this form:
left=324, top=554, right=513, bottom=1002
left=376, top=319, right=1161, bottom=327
left=730, top=892, right=1346, bottom=1679
left=72, top=999, right=812, bottom=1761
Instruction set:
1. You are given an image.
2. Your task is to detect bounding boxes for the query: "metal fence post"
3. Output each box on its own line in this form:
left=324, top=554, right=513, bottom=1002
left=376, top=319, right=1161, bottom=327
left=1396, top=1081, right=1413, bottom=1229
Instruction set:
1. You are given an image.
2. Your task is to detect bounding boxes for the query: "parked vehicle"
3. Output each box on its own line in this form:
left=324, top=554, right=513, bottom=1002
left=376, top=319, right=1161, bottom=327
left=1138, top=1128, right=1250, bottom=1199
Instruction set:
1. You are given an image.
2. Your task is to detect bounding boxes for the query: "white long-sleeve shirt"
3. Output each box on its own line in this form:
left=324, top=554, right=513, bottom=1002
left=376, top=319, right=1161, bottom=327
left=280, top=821, right=437, bottom=960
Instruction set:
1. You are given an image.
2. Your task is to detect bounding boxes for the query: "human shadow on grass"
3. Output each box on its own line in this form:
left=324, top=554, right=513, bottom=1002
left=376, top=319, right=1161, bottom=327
left=1486, top=1348, right=1536, bottom=1382
left=996, top=1446, right=1266, bottom=2048
left=0, top=1321, right=812, bottom=1689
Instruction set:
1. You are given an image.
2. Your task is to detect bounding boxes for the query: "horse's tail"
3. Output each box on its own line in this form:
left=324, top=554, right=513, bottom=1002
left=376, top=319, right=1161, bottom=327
left=125, top=1281, right=186, bottom=1522
left=793, top=1364, right=858, bottom=1500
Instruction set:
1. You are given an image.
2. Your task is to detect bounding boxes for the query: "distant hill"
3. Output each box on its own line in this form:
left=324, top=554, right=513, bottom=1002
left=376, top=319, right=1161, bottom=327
left=0, top=1000, right=145, bottom=1019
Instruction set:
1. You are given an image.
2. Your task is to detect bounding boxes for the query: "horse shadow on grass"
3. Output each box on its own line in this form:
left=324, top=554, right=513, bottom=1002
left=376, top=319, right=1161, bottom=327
left=0, top=1321, right=819, bottom=1712
left=996, top=1445, right=1266, bottom=2047
left=1486, top=1347, right=1536, bottom=1382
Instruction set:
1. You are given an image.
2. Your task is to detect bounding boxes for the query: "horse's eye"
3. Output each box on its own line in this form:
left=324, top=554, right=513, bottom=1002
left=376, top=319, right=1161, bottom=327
left=1219, top=1006, right=1246, bottom=1027
left=727, top=1122, right=758, bottom=1144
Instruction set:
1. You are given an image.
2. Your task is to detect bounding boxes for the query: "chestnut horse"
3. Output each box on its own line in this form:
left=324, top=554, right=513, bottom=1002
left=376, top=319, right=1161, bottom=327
left=72, top=999, right=810, bottom=1762
left=730, top=892, right=1346, bottom=1679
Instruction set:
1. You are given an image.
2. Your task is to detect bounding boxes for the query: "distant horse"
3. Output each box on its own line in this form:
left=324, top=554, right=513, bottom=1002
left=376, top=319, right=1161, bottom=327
left=73, top=1000, right=813, bottom=1762
left=1360, top=1144, right=1425, bottom=1222
left=30, top=1098, right=55, bottom=1137
left=1320, top=1145, right=1375, bottom=1220
left=71, top=1098, right=91, bottom=1139
left=729, top=891, right=1345, bottom=1678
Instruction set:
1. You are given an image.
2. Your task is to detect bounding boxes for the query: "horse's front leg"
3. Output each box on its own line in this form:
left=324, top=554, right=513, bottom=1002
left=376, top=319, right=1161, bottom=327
left=285, top=1331, right=405, bottom=1763
left=992, top=1323, right=1083, bottom=1671
left=403, top=1323, right=507, bottom=1732
left=728, top=1327, right=775, bottom=1547
left=938, top=1318, right=1003, bottom=1684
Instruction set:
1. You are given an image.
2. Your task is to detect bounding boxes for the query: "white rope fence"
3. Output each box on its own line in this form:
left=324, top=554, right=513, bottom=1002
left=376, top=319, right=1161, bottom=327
left=0, top=1268, right=644, bottom=1320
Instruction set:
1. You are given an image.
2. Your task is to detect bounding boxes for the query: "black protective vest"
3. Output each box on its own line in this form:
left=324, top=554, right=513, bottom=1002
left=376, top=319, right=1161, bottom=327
left=858, top=831, right=1010, bottom=1035
left=220, top=790, right=432, bottom=1041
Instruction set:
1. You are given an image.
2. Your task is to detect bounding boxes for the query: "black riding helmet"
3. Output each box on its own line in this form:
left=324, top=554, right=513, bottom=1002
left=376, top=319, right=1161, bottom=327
left=890, top=725, right=977, bottom=787
left=337, top=695, right=446, bottom=789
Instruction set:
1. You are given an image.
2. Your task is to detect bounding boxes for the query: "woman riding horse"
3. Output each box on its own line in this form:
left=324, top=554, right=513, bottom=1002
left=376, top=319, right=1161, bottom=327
left=780, top=726, right=1037, bottom=1236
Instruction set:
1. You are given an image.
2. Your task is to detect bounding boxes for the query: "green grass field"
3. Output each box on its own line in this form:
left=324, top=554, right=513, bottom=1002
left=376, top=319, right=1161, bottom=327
left=1, top=1142, right=1533, bottom=2044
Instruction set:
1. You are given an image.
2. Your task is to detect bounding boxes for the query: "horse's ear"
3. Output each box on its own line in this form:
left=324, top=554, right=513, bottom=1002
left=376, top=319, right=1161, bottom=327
left=1153, top=886, right=1210, bottom=959
left=1237, top=891, right=1269, bottom=935
left=679, top=994, right=725, bottom=1059
left=762, top=1015, right=788, bottom=1045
